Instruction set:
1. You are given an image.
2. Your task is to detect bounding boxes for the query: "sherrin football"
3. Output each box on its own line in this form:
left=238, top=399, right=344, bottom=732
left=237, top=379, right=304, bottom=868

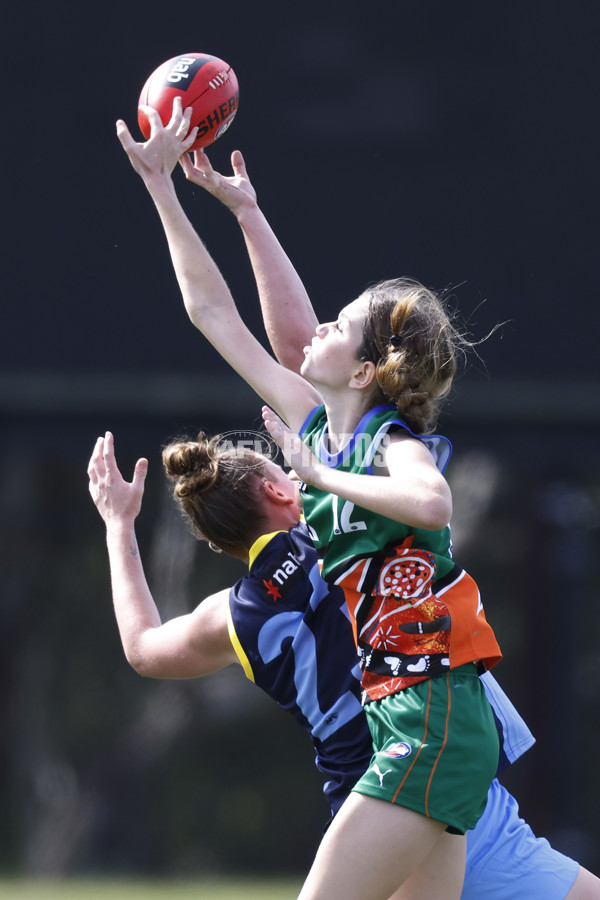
left=137, top=52, right=239, bottom=150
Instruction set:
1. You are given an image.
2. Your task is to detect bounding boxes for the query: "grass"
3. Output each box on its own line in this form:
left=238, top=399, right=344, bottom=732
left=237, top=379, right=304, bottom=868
left=0, top=876, right=304, bottom=899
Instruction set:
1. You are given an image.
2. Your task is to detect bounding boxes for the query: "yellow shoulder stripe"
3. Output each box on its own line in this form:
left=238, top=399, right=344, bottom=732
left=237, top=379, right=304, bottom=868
left=226, top=601, right=255, bottom=682
left=247, top=530, right=286, bottom=570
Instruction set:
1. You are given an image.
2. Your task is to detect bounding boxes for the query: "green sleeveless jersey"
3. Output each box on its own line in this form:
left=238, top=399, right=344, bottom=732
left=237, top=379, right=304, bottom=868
left=298, top=404, right=502, bottom=702
left=299, top=404, right=501, bottom=700
left=299, top=404, right=454, bottom=583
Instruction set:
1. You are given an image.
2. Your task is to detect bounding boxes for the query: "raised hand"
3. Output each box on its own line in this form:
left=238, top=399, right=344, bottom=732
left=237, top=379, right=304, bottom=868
left=179, top=148, right=257, bottom=215
left=262, top=406, right=324, bottom=487
left=116, top=96, right=199, bottom=183
left=88, top=432, right=148, bottom=528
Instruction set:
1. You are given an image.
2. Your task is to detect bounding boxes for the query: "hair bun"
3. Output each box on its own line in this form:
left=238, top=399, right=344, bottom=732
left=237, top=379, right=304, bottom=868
left=163, top=433, right=219, bottom=496
left=161, top=431, right=270, bottom=558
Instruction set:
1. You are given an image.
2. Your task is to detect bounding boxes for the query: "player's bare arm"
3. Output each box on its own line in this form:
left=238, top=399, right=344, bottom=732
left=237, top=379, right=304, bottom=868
left=262, top=407, right=451, bottom=531
left=88, top=432, right=238, bottom=680
left=181, top=148, right=319, bottom=374
left=117, top=100, right=320, bottom=432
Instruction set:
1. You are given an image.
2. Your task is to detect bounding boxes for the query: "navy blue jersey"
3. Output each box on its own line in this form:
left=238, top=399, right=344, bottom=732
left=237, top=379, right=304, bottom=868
left=227, top=523, right=534, bottom=817
left=227, top=523, right=373, bottom=817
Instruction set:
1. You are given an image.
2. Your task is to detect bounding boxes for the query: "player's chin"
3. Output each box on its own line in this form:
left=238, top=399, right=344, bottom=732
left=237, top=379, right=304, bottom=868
left=300, top=353, right=314, bottom=377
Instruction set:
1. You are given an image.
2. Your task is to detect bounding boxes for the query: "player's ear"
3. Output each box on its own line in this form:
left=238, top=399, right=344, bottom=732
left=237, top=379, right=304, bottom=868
left=262, top=479, right=293, bottom=506
left=349, top=359, right=377, bottom=391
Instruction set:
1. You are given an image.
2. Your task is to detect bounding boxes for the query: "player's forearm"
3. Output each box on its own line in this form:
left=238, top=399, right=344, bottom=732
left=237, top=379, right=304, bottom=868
left=142, top=174, right=322, bottom=433
left=308, top=467, right=452, bottom=532
left=236, top=204, right=318, bottom=373
left=143, top=173, right=237, bottom=327
left=104, top=522, right=162, bottom=670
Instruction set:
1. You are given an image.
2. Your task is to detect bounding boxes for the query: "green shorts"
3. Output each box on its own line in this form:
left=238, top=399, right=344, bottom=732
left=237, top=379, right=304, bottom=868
left=354, top=664, right=499, bottom=835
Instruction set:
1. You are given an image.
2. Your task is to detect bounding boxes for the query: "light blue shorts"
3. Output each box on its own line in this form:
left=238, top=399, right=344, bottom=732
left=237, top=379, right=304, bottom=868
left=463, top=778, right=579, bottom=899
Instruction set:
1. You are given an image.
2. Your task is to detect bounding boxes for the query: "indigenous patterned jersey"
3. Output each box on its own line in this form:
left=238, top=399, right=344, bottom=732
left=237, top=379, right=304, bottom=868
left=227, top=523, right=372, bottom=816
left=299, top=405, right=502, bottom=702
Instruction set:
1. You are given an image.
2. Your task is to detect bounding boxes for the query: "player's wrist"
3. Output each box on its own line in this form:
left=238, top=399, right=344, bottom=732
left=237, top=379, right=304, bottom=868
left=104, top=518, right=138, bottom=542
left=235, top=200, right=261, bottom=228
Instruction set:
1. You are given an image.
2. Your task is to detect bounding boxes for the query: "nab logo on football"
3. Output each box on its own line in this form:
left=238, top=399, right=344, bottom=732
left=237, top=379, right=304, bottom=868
left=164, top=55, right=206, bottom=89
left=383, top=742, right=412, bottom=759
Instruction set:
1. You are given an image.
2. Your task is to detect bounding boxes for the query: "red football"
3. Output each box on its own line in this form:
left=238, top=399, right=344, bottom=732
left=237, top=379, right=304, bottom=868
left=137, top=52, right=239, bottom=150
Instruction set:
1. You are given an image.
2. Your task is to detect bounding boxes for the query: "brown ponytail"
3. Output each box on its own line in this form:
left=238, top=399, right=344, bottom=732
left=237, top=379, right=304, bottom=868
left=357, top=278, right=471, bottom=433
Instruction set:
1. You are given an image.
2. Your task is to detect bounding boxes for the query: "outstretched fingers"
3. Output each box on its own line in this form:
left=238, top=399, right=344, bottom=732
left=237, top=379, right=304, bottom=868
left=262, top=406, right=322, bottom=487
left=87, top=431, right=148, bottom=523
left=167, top=96, right=190, bottom=132
left=101, top=430, right=119, bottom=478
left=262, top=406, right=297, bottom=463
left=230, top=149, right=247, bottom=177
left=117, top=98, right=199, bottom=175
left=165, top=97, right=199, bottom=153
left=141, top=103, right=164, bottom=135
left=102, top=432, right=147, bottom=494
left=115, top=118, right=134, bottom=152
left=87, top=431, right=119, bottom=488
left=131, top=457, right=149, bottom=492
left=261, top=405, right=285, bottom=443
left=180, top=146, right=213, bottom=183
left=179, top=145, right=256, bottom=210
left=87, top=435, right=105, bottom=487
